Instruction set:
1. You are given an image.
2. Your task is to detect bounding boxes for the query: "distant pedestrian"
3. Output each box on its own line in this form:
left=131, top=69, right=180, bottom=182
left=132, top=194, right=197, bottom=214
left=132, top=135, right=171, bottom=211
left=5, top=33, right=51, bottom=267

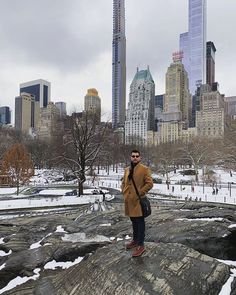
left=191, top=185, right=194, bottom=193
left=216, top=188, right=219, bottom=195
left=100, top=189, right=106, bottom=202
left=172, top=186, right=174, bottom=193
left=212, top=188, right=215, bottom=195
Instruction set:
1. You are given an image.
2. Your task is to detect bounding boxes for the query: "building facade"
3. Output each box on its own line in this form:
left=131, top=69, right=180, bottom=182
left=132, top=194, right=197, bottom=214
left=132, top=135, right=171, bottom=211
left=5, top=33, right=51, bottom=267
left=84, top=88, right=101, bottom=124
left=125, top=67, right=155, bottom=145
left=196, top=88, right=225, bottom=137
left=206, top=41, right=216, bottom=88
left=0, top=106, right=11, bottom=124
left=20, top=79, right=51, bottom=108
left=154, top=94, right=164, bottom=131
left=164, top=53, right=192, bottom=128
left=37, top=102, right=62, bottom=140
left=147, top=55, right=194, bottom=145
left=112, top=0, right=126, bottom=129
left=55, top=102, right=67, bottom=117
left=15, top=92, right=40, bottom=134
left=180, top=0, right=207, bottom=94
left=224, top=96, right=236, bottom=118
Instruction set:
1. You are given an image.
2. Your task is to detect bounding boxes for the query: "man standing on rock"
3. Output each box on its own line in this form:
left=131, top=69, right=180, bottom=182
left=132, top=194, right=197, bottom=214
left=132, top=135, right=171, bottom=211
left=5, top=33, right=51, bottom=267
left=121, top=149, right=153, bottom=257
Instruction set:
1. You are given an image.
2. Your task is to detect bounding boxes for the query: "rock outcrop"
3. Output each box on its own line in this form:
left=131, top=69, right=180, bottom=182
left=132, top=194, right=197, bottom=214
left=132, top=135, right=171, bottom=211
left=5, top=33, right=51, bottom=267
left=0, top=202, right=236, bottom=294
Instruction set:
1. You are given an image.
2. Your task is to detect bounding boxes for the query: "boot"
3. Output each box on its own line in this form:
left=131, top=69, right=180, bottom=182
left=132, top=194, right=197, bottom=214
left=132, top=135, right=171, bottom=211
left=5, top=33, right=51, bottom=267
left=125, top=240, right=138, bottom=250
left=132, top=246, right=145, bottom=257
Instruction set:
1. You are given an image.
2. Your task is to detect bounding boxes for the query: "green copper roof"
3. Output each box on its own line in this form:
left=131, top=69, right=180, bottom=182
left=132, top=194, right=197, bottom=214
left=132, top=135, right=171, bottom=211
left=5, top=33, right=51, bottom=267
left=133, top=68, right=154, bottom=83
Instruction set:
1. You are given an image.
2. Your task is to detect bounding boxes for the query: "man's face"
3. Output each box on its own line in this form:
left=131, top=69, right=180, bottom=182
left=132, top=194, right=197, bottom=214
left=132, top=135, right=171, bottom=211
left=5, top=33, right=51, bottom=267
left=131, top=153, right=141, bottom=164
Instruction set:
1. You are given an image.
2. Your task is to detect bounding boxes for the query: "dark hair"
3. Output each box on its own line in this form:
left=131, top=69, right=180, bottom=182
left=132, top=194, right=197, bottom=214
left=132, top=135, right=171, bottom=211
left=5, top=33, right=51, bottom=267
left=131, top=149, right=140, bottom=156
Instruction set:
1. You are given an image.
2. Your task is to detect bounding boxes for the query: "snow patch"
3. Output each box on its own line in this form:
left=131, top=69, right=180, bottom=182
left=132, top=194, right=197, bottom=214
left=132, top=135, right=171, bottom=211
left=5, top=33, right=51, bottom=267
left=217, top=259, right=236, bottom=267
left=0, top=268, right=40, bottom=294
left=99, top=223, right=112, bottom=227
left=228, top=224, right=236, bottom=229
left=0, top=250, right=12, bottom=257
left=0, top=263, right=5, bottom=271
left=62, top=232, right=110, bottom=243
left=176, top=217, right=224, bottom=222
left=44, top=257, right=83, bottom=270
left=55, top=225, right=67, bottom=233
left=218, top=268, right=236, bottom=295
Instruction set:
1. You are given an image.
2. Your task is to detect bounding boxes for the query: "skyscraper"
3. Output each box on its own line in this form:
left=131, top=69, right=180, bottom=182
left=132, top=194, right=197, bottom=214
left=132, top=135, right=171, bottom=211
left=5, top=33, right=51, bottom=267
left=55, top=102, right=67, bottom=117
left=164, top=52, right=192, bottom=127
left=0, top=106, right=11, bottom=124
left=206, top=41, right=216, bottom=88
left=84, top=88, right=101, bottom=124
left=112, top=0, right=126, bottom=129
left=37, top=102, right=62, bottom=140
left=20, top=79, right=51, bottom=108
left=15, top=92, right=40, bottom=134
left=196, top=86, right=225, bottom=137
left=180, top=0, right=207, bottom=94
left=125, top=67, right=155, bottom=145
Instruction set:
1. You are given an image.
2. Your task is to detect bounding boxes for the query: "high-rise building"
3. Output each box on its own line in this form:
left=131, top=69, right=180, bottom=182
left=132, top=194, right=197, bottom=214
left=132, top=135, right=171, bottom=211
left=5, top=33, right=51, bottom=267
left=206, top=41, right=216, bottom=88
left=20, top=79, right=51, bottom=108
left=84, top=88, right=101, bottom=124
left=154, top=95, right=164, bottom=131
left=224, top=96, right=236, bottom=118
left=164, top=52, right=192, bottom=127
left=125, top=67, right=155, bottom=145
left=112, top=0, right=126, bottom=129
left=37, top=102, right=62, bottom=140
left=179, top=32, right=190, bottom=75
left=15, top=92, right=40, bottom=134
left=180, top=0, right=207, bottom=94
left=148, top=53, right=195, bottom=145
left=55, top=102, right=67, bottom=117
left=196, top=86, right=225, bottom=137
left=0, top=106, right=11, bottom=124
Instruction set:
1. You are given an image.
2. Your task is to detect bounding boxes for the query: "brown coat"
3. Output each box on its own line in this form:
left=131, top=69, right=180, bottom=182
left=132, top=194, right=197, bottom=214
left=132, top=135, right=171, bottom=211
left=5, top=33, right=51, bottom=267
left=121, top=163, right=153, bottom=217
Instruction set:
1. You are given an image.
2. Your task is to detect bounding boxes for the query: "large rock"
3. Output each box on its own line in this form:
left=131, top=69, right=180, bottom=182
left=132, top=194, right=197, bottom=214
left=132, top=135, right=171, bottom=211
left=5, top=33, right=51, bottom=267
left=0, top=203, right=235, bottom=294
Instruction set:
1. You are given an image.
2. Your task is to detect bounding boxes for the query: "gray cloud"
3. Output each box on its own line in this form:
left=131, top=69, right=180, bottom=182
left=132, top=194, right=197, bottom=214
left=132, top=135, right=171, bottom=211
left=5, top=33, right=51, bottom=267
left=0, top=0, right=112, bottom=72
left=0, top=0, right=236, bottom=119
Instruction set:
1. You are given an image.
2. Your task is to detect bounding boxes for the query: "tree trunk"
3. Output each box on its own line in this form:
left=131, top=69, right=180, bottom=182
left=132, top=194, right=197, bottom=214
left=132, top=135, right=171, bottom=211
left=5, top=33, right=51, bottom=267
left=77, top=180, right=84, bottom=196
left=78, top=181, right=83, bottom=196
left=16, top=182, right=19, bottom=195
left=195, top=169, right=199, bottom=182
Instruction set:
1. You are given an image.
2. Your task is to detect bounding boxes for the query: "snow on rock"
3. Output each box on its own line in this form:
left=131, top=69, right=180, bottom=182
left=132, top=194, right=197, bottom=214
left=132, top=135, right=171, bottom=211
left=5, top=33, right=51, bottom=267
left=44, top=257, right=83, bottom=270
left=62, top=232, right=110, bottom=243
left=55, top=225, right=67, bottom=233
left=0, top=250, right=12, bottom=257
left=0, top=268, right=40, bottom=294
left=228, top=224, right=236, bottom=229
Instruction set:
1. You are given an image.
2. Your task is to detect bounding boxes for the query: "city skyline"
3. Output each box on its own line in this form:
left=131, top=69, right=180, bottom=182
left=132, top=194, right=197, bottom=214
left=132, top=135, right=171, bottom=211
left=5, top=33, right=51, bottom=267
left=0, top=0, right=235, bottom=123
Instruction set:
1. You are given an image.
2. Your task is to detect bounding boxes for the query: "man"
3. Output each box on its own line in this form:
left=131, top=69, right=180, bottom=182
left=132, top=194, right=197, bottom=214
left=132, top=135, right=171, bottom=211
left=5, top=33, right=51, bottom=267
left=121, top=149, right=153, bottom=257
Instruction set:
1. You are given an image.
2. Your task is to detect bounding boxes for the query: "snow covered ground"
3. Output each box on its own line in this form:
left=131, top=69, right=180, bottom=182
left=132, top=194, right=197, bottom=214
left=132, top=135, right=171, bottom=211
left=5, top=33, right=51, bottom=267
left=0, top=167, right=235, bottom=211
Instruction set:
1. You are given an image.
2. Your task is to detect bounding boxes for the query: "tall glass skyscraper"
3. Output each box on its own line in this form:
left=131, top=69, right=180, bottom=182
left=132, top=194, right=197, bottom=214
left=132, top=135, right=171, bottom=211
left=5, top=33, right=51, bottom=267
left=180, top=0, right=206, bottom=94
left=20, top=79, right=51, bottom=108
left=0, top=106, right=11, bottom=124
left=112, top=0, right=126, bottom=129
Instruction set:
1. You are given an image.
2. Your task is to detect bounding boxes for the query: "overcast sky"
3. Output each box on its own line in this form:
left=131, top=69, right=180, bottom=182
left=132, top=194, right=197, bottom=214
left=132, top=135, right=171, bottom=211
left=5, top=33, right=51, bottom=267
left=0, top=0, right=235, bottom=122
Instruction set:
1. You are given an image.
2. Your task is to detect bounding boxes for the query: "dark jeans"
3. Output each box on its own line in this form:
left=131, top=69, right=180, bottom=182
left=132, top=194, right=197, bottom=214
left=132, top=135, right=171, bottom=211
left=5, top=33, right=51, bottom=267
left=130, top=216, right=145, bottom=246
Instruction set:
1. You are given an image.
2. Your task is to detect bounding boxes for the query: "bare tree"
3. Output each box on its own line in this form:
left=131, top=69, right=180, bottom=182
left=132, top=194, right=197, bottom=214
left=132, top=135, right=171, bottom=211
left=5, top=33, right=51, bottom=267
left=61, top=112, right=109, bottom=195
left=178, top=137, right=215, bottom=182
left=220, top=118, right=236, bottom=173
left=153, top=142, right=181, bottom=189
